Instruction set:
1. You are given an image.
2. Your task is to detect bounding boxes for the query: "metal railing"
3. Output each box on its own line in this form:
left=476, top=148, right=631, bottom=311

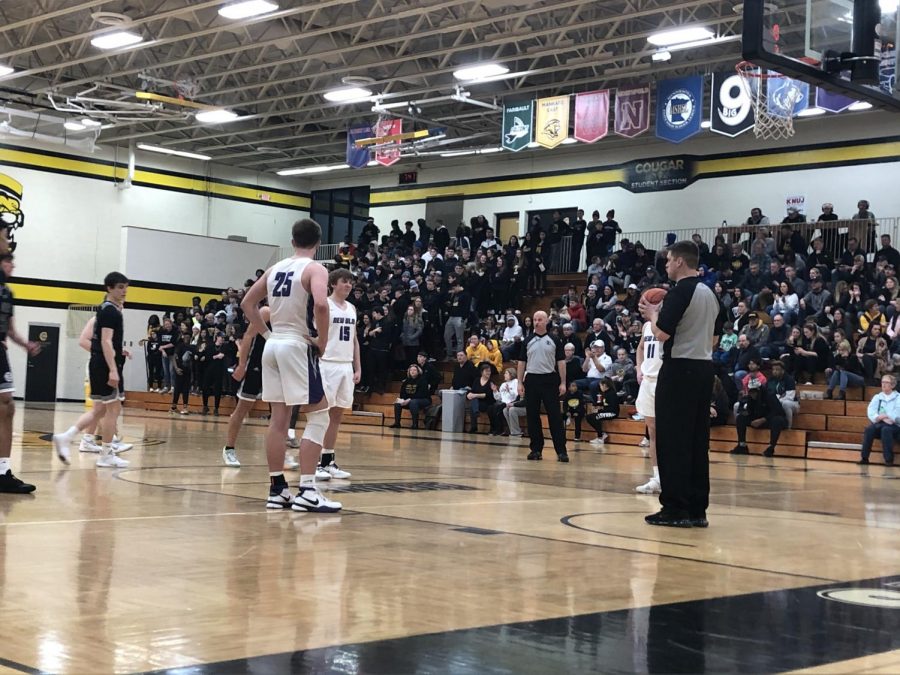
left=278, top=243, right=340, bottom=262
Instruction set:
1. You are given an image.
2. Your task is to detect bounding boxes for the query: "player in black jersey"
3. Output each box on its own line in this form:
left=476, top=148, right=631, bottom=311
left=221, top=306, right=269, bottom=467
left=53, top=272, right=130, bottom=468
left=0, top=254, right=41, bottom=493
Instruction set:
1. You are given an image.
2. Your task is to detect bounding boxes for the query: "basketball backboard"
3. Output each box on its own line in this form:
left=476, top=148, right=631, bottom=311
left=742, top=0, right=899, bottom=110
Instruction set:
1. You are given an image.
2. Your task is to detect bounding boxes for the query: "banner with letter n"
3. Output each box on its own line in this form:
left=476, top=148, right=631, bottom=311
left=374, top=118, right=402, bottom=167
left=346, top=124, right=372, bottom=169
left=574, top=90, right=609, bottom=143
left=613, top=87, right=650, bottom=139
left=711, top=71, right=754, bottom=137
left=534, top=95, right=570, bottom=149
left=501, top=100, right=533, bottom=152
left=656, top=75, right=703, bottom=144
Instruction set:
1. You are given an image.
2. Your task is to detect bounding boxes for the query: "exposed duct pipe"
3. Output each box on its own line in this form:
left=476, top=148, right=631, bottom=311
left=117, top=140, right=135, bottom=190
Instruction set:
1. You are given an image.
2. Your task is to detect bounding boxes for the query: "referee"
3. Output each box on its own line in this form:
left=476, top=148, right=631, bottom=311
left=639, top=241, right=720, bottom=528
left=517, top=311, right=569, bottom=462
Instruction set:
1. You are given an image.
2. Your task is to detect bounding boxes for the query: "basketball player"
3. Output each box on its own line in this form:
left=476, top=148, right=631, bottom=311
left=0, top=254, right=40, bottom=493
left=316, top=268, right=360, bottom=480
left=53, top=272, right=130, bottom=468
left=241, top=219, right=341, bottom=513
left=635, top=293, right=663, bottom=495
left=220, top=306, right=269, bottom=468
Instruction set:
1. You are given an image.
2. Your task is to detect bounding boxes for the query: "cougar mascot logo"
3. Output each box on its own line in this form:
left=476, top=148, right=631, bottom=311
left=0, top=173, right=24, bottom=253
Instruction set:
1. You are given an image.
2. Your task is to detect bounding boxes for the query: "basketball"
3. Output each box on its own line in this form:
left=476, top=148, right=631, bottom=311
left=641, top=287, right=667, bottom=305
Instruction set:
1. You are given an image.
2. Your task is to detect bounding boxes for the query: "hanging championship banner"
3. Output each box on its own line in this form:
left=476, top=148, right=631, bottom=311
left=815, top=88, right=855, bottom=113
left=710, top=71, right=754, bottom=137
left=374, top=118, right=402, bottom=167
left=613, top=87, right=650, bottom=138
left=346, top=124, right=372, bottom=169
left=573, top=90, right=609, bottom=143
left=767, top=75, right=809, bottom=117
left=534, top=95, right=570, bottom=149
left=501, top=100, right=533, bottom=152
left=656, top=75, right=703, bottom=144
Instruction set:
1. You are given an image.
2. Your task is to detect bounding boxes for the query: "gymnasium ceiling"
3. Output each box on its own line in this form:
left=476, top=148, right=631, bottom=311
left=0, top=0, right=805, bottom=173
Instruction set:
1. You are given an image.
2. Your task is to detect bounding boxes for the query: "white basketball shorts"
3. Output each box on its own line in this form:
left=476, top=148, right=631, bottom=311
left=261, top=337, right=324, bottom=406
left=635, top=376, right=657, bottom=418
left=320, top=360, right=354, bottom=409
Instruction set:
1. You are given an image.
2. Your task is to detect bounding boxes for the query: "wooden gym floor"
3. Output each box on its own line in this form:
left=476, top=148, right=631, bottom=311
left=0, top=402, right=898, bottom=674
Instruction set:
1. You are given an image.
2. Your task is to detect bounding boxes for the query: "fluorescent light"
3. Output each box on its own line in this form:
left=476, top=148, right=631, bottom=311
left=441, top=150, right=476, bottom=157
left=848, top=100, right=873, bottom=111
left=80, top=118, right=102, bottom=128
left=366, top=160, right=378, bottom=167
left=453, top=63, right=510, bottom=81
left=90, top=31, right=143, bottom=50
left=647, top=26, right=714, bottom=47
left=480, top=147, right=502, bottom=153
left=561, top=137, right=578, bottom=144
left=218, top=0, right=279, bottom=19
left=527, top=141, right=540, bottom=148
left=701, top=120, right=711, bottom=128
left=652, top=50, right=672, bottom=62
left=195, top=109, right=239, bottom=123
left=796, top=107, right=826, bottom=117
left=64, top=121, right=85, bottom=131
left=323, top=86, right=373, bottom=103
left=277, top=164, right=349, bottom=176
left=138, top=143, right=211, bottom=161
left=0, top=65, right=14, bottom=77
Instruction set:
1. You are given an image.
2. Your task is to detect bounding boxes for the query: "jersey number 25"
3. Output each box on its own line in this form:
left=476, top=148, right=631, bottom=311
left=272, top=271, right=294, bottom=297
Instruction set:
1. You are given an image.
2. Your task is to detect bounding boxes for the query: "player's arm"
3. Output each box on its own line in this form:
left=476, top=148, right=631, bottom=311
left=352, top=328, right=361, bottom=384
left=6, top=317, right=39, bottom=355
left=241, top=269, right=271, bottom=338
left=307, top=265, right=330, bottom=353
left=101, top=326, right=118, bottom=384
left=78, top=317, right=96, bottom=352
left=555, top=338, right=566, bottom=396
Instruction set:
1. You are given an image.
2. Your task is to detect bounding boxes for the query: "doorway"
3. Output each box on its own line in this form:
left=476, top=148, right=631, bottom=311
left=25, top=323, right=59, bottom=402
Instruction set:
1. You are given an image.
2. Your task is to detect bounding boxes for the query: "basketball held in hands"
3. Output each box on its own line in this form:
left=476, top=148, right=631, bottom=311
left=641, top=287, right=667, bottom=306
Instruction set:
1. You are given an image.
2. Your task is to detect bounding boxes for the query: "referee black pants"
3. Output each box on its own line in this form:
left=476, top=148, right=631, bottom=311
left=524, top=372, right=567, bottom=456
left=655, top=359, right=714, bottom=517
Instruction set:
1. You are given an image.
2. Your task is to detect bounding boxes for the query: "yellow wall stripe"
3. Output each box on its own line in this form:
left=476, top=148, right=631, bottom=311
left=9, top=282, right=216, bottom=309
left=695, top=141, right=900, bottom=175
left=0, top=146, right=310, bottom=210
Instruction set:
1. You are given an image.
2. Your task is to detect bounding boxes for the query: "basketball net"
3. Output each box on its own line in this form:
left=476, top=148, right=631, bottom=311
left=735, top=61, right=796, bottom=140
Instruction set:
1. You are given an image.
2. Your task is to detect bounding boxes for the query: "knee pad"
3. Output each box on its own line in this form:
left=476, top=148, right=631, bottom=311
left=301, top=408, right=329, bottom=445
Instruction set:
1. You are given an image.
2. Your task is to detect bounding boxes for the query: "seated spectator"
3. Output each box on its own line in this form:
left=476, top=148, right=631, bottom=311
left=731, top=333, right=761, bottom=391
left=740, top=358, right=767, bottom=394
left=561, top=381, right=587, bottom=442
left=586, top=378, right=620, bottom=445
left=465, top=334, right=489, bottom=366
left=567, top=299, right=587, bottom=332
left=390, top=364, right=432, bottom=429
left=859, top=374, right=899, bottom=465
left=800, top=277, right=832, bottom=323
left=491, top=368, right=525, bottom=436
left=416, top=351, right=441, bottom=396
left=760, top=313, right=790, bottom=360
left=770, top=281, right=799, bottom=324
left=709, top=375, right=730, bottom=427
left=746, top=207, right=770, bottom=226
left=483, top=338, right=504, bottom=374
left=859, top=299, right=887, bottom=335
left=563, top=343, right=584, bottom=386
left=608, top=347, right=638, bottom=403
left=500, top=315, right=524, bottom=361
left=731, top=378, right=788, bottom=457
left=792, top=323, right=831, bottom=385
left=767, top=360, right=799, bottom=428
left=825, top=340, right=865, bottom=400
left=577, top=340, right=611, bottom=398
left=451, top=351, right=476, bottom=390
left=739, top=312, right=769, bottom=347
left=714, top=323, right=738, bottom=366
left=560, top=323, right=584, bottom=358
left=466, top=363, right=496, bottom=434
left=858, top=323, right=889, bottom=384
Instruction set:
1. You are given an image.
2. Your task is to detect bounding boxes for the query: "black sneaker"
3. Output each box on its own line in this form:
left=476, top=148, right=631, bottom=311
left=645, top=509, right=692, bottom=528
left=527, top=451, right=543, bottom=461
left=763, top=445, right=775, bottom=457
left=886, top=458, right=895, bottom=466
left=690, top=515, right=709, bottom=528
left=0, top=470, right=36, bottom=494
left=730, top=444, right=749, bottom=455
left=557, top=452, right=570, bottom=463
left=857, top=457, right=870, bottom=465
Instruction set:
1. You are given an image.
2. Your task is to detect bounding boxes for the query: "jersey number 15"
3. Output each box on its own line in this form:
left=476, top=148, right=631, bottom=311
left=339, top=325, right=351, bottom=341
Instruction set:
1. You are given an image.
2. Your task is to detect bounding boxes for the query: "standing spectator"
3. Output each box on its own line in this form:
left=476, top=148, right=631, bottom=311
left=367, top=306, right=392, bottom=394
left=600, top=210, right=621, bottom=258
left=731, top=378, right=787, bottom=457
left=143, top=327, right=163, bottom=392
left=169, top=330, right=193, bottom=415
left=443, top=277, right=469, bottom=359
left=201, top=333, right=227, bottom=416
left=400, top=305, right=423, bottom=365
left=858, top=374, right=899, bottom=465
left=158, top=317, right=176, bottom=393
left=746, top=207, right=770, bottom=226
left=571, top=208, right=587, bottom=270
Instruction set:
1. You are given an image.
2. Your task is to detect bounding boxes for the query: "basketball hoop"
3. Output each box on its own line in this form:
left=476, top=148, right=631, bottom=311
left=735, top=61, right=796, bottom=140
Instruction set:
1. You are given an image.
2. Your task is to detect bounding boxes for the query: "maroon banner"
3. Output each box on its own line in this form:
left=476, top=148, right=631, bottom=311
left=574, top=90, right=609, bottom=143
left=614, top=87, right=650, bottom=139
left=374, top=118, right=402, bottom=167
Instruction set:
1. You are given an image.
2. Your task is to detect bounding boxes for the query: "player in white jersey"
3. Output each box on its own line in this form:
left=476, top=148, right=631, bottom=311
left=635, top=316, right=663, bottom=494
left=316, top=268, right=361, bottom=479
left=241, top=218, right=341, bottom=513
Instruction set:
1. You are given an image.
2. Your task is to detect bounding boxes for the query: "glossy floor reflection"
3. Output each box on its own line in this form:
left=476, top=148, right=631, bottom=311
left=0, top=403, right=898, bottom=674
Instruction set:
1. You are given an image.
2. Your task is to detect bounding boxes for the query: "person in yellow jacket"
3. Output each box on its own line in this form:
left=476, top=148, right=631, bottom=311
left=484, top=338, right=504, bottom=375
left=465, top=334, right=489, bottom=366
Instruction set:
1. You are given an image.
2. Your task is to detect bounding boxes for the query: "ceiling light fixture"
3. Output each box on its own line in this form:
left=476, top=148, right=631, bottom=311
left=63, top=121, right=86, bottom=131
left=700, top=120, right=712, bottom=128
left=561, top=137, right=578, bottom=144
left=137, top=144, right=211, bottom=160
left=796, top=107, right=827, bottom=117
left=647, top=26, right=714, bottom=47
left=218, top=0, right=279, bottom=20
left=453, top=63, right=510, bottom=81
left=324, top=87, right=373, bottom=103
left=80, top=118, right=103, bottom=128
left=277, top=164, right=349, bottom=176
left=652, top=50, right=672, bottom=62
left=90, top=31, right=143, bottom=50
left=0, top=65, right=14, bottom=77
left=195, top=109, right=239, bottom=123
left=848, top=100, right=873, bottom=111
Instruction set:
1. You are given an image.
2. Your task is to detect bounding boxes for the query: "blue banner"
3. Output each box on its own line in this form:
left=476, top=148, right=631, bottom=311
left=656, top=76, right=703, bottom=144
left=346, top=124, right=371, bottom=169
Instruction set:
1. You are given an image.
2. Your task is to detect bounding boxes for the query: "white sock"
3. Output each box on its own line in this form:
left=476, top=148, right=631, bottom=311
left=299, top=474, right=315, bottom=489
left=0, top=457, right=10, bottom=473
left=61, top=425, right=79, bottom=441
left=112, top=434, right=119, bottom=443
left=287, top=429, right=296, bottom=440
left=652, top=466, right=659, bottom=481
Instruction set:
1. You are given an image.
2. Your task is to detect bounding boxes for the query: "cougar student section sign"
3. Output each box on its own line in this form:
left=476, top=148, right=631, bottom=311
left=622, top=156, right=696, bottom=193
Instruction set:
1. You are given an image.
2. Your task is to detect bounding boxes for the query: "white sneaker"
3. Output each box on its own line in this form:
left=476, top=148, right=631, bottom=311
left=111, top=437, right=133, bottom=453
left=631, top=413, right=645, bottom=421
left=284, top=453, right=299, bottom=470
left=222, top=447, right=240, bottom=467
left=564, top=416, right=571, bottom=426
left=291, top=487, right=342, bottom=513
left=322, top=462, right=352, bottom=479
left=96, top=453, right=129, bottom=468
left=267, top=487, right=294, bottom=509
left=52, top=433, right=71, bottom=464
left=315, top=467, right=332, bottom=481
left=639, top=437, right=650, bottom=447
left=79, top=435, right=102, bottom=453
left=286, top=436, right=300, bottom=449
left=635, top=477, right=661, bottom=494
left=589, top=437, right=605, bottom=446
